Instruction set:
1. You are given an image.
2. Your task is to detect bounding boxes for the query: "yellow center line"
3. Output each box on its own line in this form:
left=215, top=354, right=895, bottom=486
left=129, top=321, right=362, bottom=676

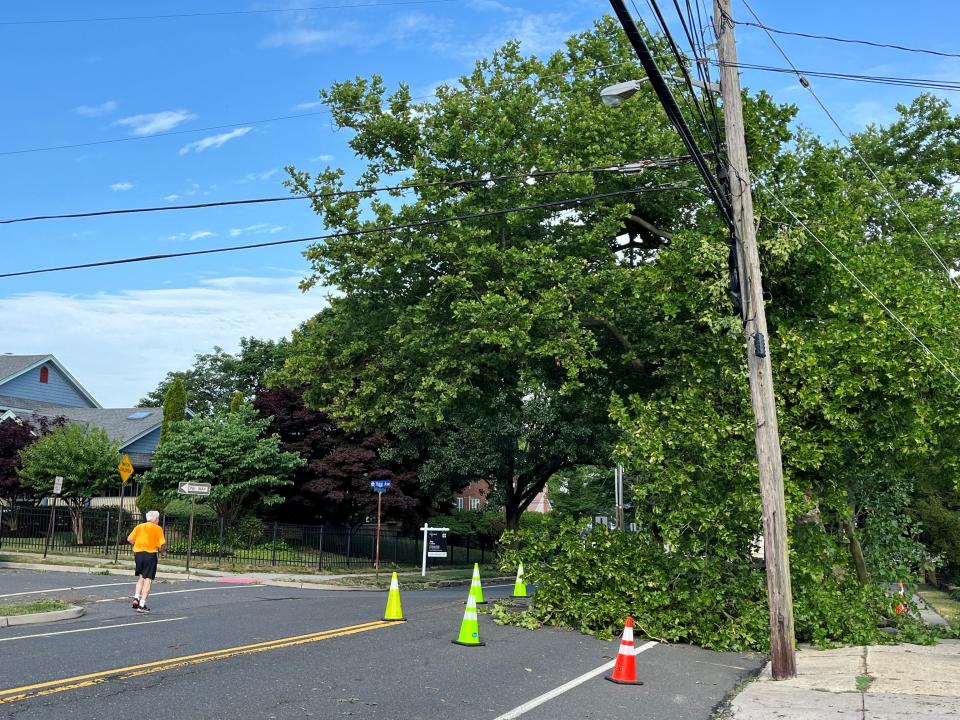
left=0, top=620, right=393, bottom=706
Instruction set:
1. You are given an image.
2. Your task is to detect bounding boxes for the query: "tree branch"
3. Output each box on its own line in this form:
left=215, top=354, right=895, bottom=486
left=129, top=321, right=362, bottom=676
left=627, top=214, right=673, bottom=241
left=582, top=318, right=647, bottom=374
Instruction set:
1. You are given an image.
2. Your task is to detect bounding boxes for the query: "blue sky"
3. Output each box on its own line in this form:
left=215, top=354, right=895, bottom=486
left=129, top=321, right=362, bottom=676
left=1, top=1, right=957, bottom=405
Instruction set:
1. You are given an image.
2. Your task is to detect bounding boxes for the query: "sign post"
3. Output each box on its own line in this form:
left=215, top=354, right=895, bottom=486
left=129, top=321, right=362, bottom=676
left=369, top=479, right=392, bottom=582
left=114, top=455, right=135, bottom=563
left=420, top=524, right=450, bottom=577
left=42, top=476, right=64, bottom=559
left=177, top=482, right=211, bottom=574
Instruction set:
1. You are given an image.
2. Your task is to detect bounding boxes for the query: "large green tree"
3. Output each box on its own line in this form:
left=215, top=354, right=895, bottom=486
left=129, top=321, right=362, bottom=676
left=280, top=17, right=789, bottom=527
left=141, top=337, right=288, bottom=415
left=18, top=424, right=119, bottom=544
left=144, top=405, right=304, bottom=524
left=159, top=377, right=187, bottom=446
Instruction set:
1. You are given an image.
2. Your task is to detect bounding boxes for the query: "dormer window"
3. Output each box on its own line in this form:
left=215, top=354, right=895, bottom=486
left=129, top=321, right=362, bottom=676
left=39, top=366, right=49, bottom=384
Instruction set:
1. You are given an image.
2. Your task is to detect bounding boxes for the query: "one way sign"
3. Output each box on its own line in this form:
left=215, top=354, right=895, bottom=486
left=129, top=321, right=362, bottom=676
left=178, top=482, right=212, bottom=496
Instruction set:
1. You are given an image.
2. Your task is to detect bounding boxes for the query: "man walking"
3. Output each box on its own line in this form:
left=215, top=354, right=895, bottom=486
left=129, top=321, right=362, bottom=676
left=127, top=510, right=166, bottom=613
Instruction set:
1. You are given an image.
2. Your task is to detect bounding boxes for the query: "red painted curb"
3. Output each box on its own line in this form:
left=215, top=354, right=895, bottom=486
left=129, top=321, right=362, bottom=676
left=216, top=577, right=259, bottom=585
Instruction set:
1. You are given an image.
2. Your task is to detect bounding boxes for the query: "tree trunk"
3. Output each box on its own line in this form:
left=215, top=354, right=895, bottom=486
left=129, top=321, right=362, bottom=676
left=505, top=501, right=522, bottom=531
left=843, top=514, right=869, bottom=585
left=67, top=500, right=85, bottom=545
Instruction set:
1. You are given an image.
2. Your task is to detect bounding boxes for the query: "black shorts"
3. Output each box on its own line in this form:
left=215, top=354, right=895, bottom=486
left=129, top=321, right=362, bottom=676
left=134, top=551, right=159, bottom=580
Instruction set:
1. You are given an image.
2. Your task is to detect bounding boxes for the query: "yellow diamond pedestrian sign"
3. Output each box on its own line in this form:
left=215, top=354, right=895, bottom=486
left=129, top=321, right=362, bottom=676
left=118, top=454, right=134, bottom=482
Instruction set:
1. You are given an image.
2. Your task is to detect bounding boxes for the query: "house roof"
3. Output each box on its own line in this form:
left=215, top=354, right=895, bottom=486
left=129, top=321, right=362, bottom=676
left=0, top=396, right=163, bottom=447
left=0, top=354, right=101, bottom=408
left=0, top=355, right=49, bottom=381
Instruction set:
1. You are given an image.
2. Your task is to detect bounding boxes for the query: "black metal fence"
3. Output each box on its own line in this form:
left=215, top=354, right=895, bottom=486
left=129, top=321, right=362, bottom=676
left=0, top=505, right=494, bottom=570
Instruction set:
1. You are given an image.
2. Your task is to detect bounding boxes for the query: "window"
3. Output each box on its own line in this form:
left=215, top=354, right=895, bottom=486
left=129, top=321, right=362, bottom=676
left=470, top=497, right=480, bottom=511
left=127, top=411, right=152, bottom=420
left=456, top=497, right=464, bottom=512
left=39, top=366, right=49, bottom=384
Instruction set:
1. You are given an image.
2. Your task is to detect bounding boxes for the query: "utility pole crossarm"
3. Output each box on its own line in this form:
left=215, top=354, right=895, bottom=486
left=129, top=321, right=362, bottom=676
left=714, top=0, right=797, bottom=679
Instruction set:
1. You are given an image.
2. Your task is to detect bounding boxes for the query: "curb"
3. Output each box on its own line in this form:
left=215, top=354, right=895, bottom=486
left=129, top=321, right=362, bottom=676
left=0, top=562, right=186, bottom=583
left=0, top=605, right=85, bottom=628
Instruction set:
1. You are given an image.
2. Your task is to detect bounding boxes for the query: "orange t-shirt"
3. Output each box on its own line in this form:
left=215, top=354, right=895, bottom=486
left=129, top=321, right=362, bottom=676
left=128, top=522, right=166, bottom=553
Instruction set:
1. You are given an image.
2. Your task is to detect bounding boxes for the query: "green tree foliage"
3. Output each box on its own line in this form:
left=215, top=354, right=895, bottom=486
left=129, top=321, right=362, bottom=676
left=280, top=16, right=960, bottom=645
left=548, top=466, right=614, bottom=520
left=135, top=482, right=167, bottom=515
left=145, top=405, right=304, bottom=524
left=280, top=17, right=759, bottom=526
left=141, top=337, right=288, bottom=415
left=160, top=377, right=187, bottom=446
left=229, top=391, right=245, bottom=414
left=18, top=424, right=119, bottom=544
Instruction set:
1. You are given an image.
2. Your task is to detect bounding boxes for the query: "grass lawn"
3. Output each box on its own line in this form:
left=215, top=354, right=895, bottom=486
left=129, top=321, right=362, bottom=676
left=0, top=599, right=70, bottom=616
left=918, top=585, right=960, bottom=626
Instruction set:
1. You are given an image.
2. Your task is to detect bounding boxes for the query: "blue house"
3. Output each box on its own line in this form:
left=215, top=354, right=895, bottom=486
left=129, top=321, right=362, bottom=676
left=0, top=354, right=163, bottom=470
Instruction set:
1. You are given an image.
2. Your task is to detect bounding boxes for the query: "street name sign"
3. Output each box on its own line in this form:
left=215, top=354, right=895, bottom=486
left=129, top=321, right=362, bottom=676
left=178, top=482, right=212, bottom=496
left=369, top=479, right=392, bottom=494
left=118, top=455, right=134, bottom=482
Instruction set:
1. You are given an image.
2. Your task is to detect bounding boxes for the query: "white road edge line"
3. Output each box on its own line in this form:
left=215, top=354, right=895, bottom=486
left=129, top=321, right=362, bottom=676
left=0, top=582, right=131, bottom=599
left=92, top=585, right=259, bottom=603
left=482, top=584, right=515, bottom=589
left=492, top=641, right=658, bottom=720
left=0, top=617, right=188, bottom=642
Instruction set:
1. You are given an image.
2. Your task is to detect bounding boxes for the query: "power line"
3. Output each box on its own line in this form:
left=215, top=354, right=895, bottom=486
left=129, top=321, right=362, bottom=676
left=760, top=185, right=960, bottom=386
left=0, top=158, right=696, bottom=225
left=0, top=184, right=700, bottom=279
left=738, top=0, right=960, bottom=289
left=733, top=19, right=960, bottom=60
left=0, top=0, right=457, bottom=26
left=716, top=60, right=960, bottom=92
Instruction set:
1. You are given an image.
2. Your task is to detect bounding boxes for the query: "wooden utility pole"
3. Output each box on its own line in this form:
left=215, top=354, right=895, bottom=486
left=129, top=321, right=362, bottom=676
left=714, top=0, right=796, bottom=679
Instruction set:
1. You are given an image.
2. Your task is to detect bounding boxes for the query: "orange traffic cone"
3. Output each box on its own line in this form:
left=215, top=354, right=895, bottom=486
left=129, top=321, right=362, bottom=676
left=605, top=617, right=643, bottom=685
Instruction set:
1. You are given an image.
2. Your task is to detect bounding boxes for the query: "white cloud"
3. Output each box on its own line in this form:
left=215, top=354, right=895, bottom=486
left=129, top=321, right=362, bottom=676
left=115, top=110, right=197, bottom=136
left=311, top=154, right=334, bottom=163
left=110, top=182, right=134, bottom=191
left=75, top=100, right=117, bottom=117
left=261, top=26, right=352, bottom=50
left=178, top=127, right=251, bottom=155
left=163, top=194, right=181, bottom=202
left=294, top=100, right=325, bottom=110
left=164, top=230, right=216, bottom=242
left=0, top=277, right=324, bottom=407
left=238, top=168, right=280, bottom=184
left=228, top=223, right=285, bottom=238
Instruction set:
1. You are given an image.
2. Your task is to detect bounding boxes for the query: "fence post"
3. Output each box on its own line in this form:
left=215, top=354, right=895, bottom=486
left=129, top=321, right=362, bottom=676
left=346, top=527, right=352, bottom=565
left=271, top=521, right=278, bottom=566
left=393, top=530, right=398, bottom=565
left=317, top=525, right=325, bottom=571
left=0, top=504, right=5, bottom=550
left=104, top=511, right=111, bottom=557
left=217, top=517, right=225, bottom=566
left=481, top=537, right=485, bottom=565
left=466, top=535, right=470, bottom=565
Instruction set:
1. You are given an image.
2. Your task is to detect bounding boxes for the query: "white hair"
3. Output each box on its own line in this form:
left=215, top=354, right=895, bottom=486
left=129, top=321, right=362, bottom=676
left=145, top=510, right=160, bottom=523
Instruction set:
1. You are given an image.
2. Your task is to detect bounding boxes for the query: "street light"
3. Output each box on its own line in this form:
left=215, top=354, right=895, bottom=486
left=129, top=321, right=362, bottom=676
left=600, top=75, right=719, bottom=107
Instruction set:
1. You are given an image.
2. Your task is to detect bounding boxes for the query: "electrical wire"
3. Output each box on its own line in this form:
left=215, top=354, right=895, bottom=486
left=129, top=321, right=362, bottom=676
left=738, top=0, right=960, bottom=289
left=715, top=60, right=960, bottom=92
left=0, top=158, right=696, bottom=225
left=759, top=185, right=960, bottom=385
left=0, top=1, right=457, bottom=26
left=0, top=184, right=701, bottom=279
left=733, top=19, right=960, bottom=60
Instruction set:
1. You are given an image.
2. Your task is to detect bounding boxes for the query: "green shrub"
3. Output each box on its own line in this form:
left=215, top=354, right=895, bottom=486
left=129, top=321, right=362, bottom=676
left=136, top=483, right=167, bottom=515
left=163, top=499, right=217, bottom=520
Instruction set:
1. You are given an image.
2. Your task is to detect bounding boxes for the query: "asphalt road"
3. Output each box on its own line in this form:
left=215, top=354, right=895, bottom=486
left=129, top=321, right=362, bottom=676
left=0, top=568, right=763, bottom=719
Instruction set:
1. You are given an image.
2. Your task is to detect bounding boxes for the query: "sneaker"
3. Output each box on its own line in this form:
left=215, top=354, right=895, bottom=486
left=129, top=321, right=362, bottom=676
left=136, top=606, right=151, bottom=614
left=131, top=598, right=139, bottom=609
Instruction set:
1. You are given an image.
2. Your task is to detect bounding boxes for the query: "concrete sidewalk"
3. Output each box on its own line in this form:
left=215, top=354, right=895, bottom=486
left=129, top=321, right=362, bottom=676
left=727, top=640, right=960, bottom=719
